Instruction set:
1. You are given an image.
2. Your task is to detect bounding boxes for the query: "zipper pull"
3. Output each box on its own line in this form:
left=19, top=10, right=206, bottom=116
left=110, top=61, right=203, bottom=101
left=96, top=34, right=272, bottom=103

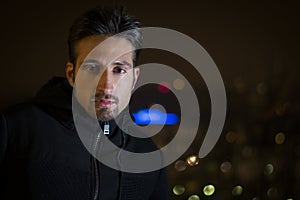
left=104, top=121, right=110, bottom=135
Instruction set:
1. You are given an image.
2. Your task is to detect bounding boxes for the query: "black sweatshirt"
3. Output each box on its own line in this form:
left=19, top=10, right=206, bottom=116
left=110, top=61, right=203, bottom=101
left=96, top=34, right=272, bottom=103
left=0, top=77, right=168, bottom=200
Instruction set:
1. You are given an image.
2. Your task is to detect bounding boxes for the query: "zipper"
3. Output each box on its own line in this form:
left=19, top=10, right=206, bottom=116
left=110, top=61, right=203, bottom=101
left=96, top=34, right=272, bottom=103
left=92, top=123, right=103, bottom=200
left=103, top=121, right=110, bottom=135
left=93, top=157, right=99, bottom=200
left=117, top=115, right=129, bottom=200
left=92, top=121, right=110, bottom=200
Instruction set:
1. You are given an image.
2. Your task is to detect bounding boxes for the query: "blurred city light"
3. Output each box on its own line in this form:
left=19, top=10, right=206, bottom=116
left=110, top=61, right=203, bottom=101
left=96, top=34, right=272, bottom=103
left=133, top=108, right=179, bottom=125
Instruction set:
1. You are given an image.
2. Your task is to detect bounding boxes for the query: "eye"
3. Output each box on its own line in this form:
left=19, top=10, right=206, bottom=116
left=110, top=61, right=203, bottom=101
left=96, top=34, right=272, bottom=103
left=81, top=63, right=99, bottom=73
left=112, top=66, right=127, bottom=74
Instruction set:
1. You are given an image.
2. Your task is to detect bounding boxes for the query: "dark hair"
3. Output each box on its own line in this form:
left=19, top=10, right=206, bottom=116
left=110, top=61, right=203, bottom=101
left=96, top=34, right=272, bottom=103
left=68, top=6, right=142, bottom=67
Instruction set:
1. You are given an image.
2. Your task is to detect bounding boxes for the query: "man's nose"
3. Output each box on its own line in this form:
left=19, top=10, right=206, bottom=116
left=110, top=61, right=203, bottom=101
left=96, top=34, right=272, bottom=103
left=97, top=69, right=113, bottom=93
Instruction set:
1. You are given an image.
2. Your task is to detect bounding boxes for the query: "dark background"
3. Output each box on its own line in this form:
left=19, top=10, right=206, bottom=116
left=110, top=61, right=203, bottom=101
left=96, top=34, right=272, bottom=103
left=0, top=0, right=299, bottom=199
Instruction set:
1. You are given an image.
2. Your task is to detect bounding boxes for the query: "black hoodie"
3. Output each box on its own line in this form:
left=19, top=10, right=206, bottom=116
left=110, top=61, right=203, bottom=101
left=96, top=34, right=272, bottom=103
left=0, top=77, right=168, bottom=200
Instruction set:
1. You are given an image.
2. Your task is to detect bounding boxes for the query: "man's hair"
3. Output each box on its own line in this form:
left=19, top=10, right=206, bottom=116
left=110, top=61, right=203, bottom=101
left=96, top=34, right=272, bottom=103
left=68, top=6, right=142, bottom=67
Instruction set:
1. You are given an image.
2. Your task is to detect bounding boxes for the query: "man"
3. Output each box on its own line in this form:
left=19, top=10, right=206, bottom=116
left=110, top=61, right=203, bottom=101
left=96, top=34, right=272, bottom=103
left=0, top=7, right=168, bottom=200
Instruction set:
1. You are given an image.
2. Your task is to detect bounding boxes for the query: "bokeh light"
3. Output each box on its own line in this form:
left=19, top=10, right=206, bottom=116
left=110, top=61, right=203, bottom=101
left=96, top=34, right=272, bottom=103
left=226, top=131, right=236, bottom=143
left=264, top=163, right=274, bottom=175
left=274, top=102, right=290, bottom=116
left=275, top=132, right=285, bottom=144
left=173, top=185, right=185, bottom=195
left=220, top=161, right=232, bottom=173
left=203, top=184, right=215, bottom=196
left=158, top=82, right=170, bottom=93
left=133, top=108, right=179, bottom=125
left=256, top=82, right=267, bottom=95
left=188, top=194, right=200, bottom=200
left=173, top=78, right=185, bottom=90
left=267, top=187, right=278, bottom=198
left=174, top=160, right=187, bottom=172
left=186, top=155, right=200, bottom=167
left=242, top=146, right=254, bottom=158
left=233, top=77, right=246, bottom=93
left=232, top=185, right=243, bottom=196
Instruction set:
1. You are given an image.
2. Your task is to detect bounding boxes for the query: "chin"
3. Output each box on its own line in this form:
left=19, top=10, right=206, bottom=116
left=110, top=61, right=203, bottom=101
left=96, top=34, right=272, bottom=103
left=97, top=115, right=114, bottom=121
left=96, top=108, right=117, bottom=121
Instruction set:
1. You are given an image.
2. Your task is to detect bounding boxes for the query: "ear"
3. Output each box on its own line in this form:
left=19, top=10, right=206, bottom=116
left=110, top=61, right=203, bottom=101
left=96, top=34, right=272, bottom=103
left=65, top=62, right=75, bottom=87
left=132, top=67, right=140, bottom=89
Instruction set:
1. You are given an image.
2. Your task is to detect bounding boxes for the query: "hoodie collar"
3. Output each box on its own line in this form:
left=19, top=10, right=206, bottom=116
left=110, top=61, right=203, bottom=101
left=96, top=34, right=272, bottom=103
left=33, top=77, right=130, bottom=135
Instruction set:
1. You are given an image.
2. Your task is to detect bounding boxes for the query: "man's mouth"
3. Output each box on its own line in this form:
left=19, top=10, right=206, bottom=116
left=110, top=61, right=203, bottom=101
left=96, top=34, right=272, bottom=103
left=91, top=95, right=117, bottom=108
left=94, top=98, right=114, bottom=108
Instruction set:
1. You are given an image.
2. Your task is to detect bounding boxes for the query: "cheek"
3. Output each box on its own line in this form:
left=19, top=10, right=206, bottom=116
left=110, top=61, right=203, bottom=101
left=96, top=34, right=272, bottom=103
left=75, top=86, right=90, bottom=106
left=117, top=86, right=131, bottom=99
left=77, top=71, right=99, bottom=90
left=75, top=73, right=99, bottom=103
left=115, top=80, right=133, bottom=102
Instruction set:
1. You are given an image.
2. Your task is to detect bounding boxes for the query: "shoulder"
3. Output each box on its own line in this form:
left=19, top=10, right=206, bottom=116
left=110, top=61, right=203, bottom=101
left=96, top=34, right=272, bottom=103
left=1, top=101, right=45, bottom=123
left=0, top=102, right=45, bottom=159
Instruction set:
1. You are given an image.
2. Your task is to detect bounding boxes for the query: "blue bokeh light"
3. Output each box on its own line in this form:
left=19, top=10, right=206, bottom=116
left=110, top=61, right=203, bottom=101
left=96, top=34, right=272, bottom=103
left=132, top=109, right=179, bottom=125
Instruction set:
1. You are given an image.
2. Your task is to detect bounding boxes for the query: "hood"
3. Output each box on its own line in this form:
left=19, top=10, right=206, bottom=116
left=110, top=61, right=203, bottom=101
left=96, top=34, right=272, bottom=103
left=33, top=77, right=128, bottom=135
left=33, top=77, right=74, bottom=128
left=33, top=77, right=156, bottom=158
left=34, top=76, right=73, bottom=110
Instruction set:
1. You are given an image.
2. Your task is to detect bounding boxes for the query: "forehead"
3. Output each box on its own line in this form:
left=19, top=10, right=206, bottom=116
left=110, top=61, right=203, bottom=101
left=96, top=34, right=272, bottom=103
left=74, top=35, right=134, bottom=65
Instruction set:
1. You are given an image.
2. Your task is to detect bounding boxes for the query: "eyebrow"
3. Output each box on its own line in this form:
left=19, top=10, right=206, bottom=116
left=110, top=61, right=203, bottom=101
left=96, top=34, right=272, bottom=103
left=113, top=60, right=132, bottom=68
left=80, top=59, right=132, bottom=68
left=80, top=59, right=104, bottom=67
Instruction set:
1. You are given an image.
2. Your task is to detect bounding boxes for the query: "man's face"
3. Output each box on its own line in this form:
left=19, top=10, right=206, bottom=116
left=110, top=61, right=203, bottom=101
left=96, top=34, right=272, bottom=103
left=66, top=35, right=140, bottom=121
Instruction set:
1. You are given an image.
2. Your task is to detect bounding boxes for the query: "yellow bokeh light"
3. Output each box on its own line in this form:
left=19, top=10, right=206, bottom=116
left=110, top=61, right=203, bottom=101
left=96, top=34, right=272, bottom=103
left=275, top=102, right=290, bottom=116
left=173, top=185, right=185, bottom=195
left=186, top=155, right=200, bottom=166
left=275, top=132, right=285, bottom=144
left=232, top=185, right=243, bottom=196
left=173, top=79, right=185, bottom=90
left=226, top=131, right=236, bottom=143
left=203, top=184, right=215, bottom=196
left=188, top=195, right=200, bottom=200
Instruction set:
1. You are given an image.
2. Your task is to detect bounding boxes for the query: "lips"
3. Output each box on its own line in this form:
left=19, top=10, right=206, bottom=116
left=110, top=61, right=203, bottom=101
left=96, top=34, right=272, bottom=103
left=91, top=93, right=118, bottom=108
left=91, top=97, right=116, bottom=108
left=95, top=99, right=113, bottom=107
